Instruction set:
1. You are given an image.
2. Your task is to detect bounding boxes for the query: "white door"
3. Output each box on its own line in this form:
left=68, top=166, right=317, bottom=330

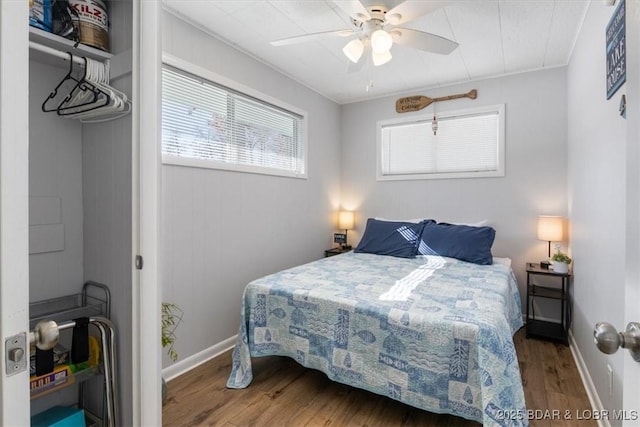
left=0, top=0, right=31, bottom=425
left=623, top=2, right=640, bottom=425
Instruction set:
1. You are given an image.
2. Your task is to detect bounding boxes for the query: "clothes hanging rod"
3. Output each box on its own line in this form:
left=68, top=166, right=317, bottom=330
left=29, top=41, right=93, bottom=66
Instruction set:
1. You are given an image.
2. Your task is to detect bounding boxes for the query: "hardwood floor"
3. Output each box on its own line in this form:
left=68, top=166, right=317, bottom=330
left=163, top=329, right=596, bottom=426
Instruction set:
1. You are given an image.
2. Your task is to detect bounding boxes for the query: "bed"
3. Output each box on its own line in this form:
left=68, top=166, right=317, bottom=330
left=227, top=220, right=527, bottom=426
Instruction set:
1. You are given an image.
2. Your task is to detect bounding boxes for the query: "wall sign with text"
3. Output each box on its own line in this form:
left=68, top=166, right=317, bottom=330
left=606, top=0, right=625, bottom=100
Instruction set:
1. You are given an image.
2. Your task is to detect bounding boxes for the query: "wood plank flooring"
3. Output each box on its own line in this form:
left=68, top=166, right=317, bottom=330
left=163, top=329, right=596, bottom=426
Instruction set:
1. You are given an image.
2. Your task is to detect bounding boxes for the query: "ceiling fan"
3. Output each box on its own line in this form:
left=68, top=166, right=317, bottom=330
left=270, top=0, right=458, bottom=68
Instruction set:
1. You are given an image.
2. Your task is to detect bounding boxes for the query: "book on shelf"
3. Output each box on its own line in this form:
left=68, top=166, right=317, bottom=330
left=30, top=364, right=73, bottom=394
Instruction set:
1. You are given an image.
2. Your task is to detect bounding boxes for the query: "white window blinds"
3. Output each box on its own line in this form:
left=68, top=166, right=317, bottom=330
left=378, top=105, right=505, bottom=180
left=162, top=65, right=305, bottom=177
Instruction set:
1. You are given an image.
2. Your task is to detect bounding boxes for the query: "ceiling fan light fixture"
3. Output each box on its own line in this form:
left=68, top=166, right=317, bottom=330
left=371, top=29, right=393, bottom=54
left=343, top=38, right=365, bottom=63
left=372, top=49, right=392, bottom=66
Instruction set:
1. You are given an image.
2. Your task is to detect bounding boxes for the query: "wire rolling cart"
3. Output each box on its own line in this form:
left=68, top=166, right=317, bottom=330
left=29, top=281, right=118, bottom=427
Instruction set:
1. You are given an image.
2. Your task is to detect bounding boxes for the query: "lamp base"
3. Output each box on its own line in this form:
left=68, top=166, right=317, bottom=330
left=540, top=260, right=551, bottom=270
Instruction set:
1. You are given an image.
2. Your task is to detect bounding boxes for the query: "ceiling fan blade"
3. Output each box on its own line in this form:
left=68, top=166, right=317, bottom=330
left=385, top=1, right=448, bottom=26
left=332, top=0, right=371, bottom=22
left=270, top=29, right=354, bottom=47
left=391, top=28, right=458, bottom=55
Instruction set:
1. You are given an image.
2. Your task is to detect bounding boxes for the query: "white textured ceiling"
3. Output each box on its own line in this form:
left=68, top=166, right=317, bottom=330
left=163, top=0, right=590, bottom=104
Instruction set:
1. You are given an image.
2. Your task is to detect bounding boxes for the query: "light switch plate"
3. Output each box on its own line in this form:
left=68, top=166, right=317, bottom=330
left=5, top=333, right=27, bottom=376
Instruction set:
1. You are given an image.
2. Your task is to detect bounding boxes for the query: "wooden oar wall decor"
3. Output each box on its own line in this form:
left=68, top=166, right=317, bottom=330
left=395, top=89, right=477, bottom=113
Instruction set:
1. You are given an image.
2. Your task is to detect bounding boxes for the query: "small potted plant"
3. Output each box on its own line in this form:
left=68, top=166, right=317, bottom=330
left=162, top=302, right=183, bottom=362
left=551, top=251, right=572, bottom=274
left=161, top=302, right=183, bottom=403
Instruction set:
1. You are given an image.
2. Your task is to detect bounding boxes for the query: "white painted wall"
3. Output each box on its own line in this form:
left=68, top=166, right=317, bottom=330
left=82, top=113, right=134, bottom=425
left=567, top=2, right=629, bottom=421
left=160, top=11, right=342, bottom=366
left=82, top=2, right=135, bottom=423
left=29, top=63, right=84, bottom=301
left=340, top=68, right=569, bottom=304
left=28, top=60, right=87, bottom=418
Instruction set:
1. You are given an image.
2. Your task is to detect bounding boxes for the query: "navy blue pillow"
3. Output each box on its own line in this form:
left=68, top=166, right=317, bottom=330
left=418, top=223, right=496, bottom=265
left=355, top=218, right=431, bottom=258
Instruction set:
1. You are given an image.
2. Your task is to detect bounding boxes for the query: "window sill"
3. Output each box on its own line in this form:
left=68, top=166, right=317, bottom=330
left=162, top=154, right=307, bottom=179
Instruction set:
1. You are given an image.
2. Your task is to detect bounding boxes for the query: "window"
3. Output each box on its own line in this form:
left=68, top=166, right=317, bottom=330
left=377, top=104, right=505, bottom=180
left=162, top=61, right=307, bottom=178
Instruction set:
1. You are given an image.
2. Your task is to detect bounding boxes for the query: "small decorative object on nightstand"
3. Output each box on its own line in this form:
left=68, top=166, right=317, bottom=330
left=551, top=249, right=571, bottom=274
left=525, top=262, right=571, bottom=346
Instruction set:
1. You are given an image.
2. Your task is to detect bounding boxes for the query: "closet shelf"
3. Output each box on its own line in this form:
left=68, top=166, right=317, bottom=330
left=29, top=27, right=112, bottom=66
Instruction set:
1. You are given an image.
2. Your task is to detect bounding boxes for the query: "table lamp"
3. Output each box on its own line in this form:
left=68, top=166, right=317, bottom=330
left=537, top=215, right=563, bottom=269
left=336, top=211, right=355, bottom=250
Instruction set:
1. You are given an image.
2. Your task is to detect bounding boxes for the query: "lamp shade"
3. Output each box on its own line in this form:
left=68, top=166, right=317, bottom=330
left=372, top=50, right=392, bottom=66
left=343, top=38, right=364, bottom=63
left=537, top=215, right=563, bottom=242
left=371, top=29, right=393, bottom=54
left=338, top=211, right=355, bottom=230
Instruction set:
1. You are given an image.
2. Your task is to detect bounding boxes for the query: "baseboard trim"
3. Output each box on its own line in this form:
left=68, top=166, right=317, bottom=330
left=162, top=335, right=237, bottom=381
left=568, top=330, right=610, bottom=427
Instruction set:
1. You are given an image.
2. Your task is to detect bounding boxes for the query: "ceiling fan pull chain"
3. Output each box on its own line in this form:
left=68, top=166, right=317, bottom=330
left=366, top=79, right=374, bottom=93
left=432, top=102, right=438, bottom=136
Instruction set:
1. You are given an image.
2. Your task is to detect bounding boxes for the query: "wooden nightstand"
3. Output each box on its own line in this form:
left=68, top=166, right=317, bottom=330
left=525, top=262, right=572, bottom=346
left=324, top=247, right=351, bottom=257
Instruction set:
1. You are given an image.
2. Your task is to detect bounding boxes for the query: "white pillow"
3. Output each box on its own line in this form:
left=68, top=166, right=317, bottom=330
left=374, top=217, right=428, bottom=223
left=449, top=220, right=489, bottom=227
left=373, top=218, right=489, bottom=227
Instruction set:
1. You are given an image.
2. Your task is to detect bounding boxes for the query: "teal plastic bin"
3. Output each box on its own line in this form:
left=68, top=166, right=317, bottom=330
left=31, top=406, right=85, bottom=427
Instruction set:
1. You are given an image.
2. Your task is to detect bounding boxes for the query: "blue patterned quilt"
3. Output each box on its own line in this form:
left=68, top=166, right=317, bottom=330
left=227, top=253, right=527, bottom=426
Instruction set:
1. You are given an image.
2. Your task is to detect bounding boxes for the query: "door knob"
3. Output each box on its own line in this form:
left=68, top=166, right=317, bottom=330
left=29, top=320, right=59, bottom=351
left=593, top=322, right=640, bottom=362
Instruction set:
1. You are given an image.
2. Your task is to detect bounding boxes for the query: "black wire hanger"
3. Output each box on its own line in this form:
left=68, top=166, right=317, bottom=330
left=41, top=53, right=110, bottom=116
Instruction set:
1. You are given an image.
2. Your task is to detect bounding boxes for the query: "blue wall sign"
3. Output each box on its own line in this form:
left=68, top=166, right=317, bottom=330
left=606, top=0, right=626, bottom=100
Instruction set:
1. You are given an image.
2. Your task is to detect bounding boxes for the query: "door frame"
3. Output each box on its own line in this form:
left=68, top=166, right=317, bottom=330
left=0, top=0, right=31, bottom=425
left=132, top=0, right=162, bottom=425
